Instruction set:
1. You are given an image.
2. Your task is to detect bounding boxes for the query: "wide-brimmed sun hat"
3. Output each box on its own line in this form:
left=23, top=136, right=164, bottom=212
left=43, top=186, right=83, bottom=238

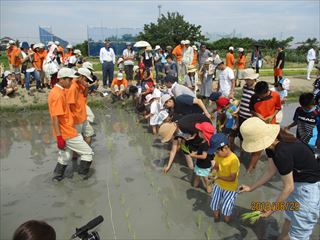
left=159, top=122, right=177, bottom=143
left=240, top=117, right=280, bottom=152
left=161, top=94, right=172, bottom=106
left=242, top=68, right=259, bottom=80
left=187, top=65, right=197, bottom=73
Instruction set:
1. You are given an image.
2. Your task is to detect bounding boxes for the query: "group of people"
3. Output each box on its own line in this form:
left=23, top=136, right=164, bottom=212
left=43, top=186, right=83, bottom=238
left=126, top=57, right=320, bottom=239
left=2, top=38, right=320, bottom=240
left=2, top=40, right=86, bottom=97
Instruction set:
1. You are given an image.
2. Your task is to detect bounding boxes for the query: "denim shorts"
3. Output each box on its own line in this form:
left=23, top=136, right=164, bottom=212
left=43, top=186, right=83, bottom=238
left=284, top=181, right=320, bottom=240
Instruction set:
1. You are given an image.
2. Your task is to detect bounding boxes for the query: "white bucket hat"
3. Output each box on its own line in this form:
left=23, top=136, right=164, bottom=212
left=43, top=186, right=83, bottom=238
left=240, top=117, right=280, bottom=152
left=82, top=62, right=94, bottom=71
left=161, top=94, right=172, bottom=106
left=229, top=46, right=234, bottom=51
left=9, top=40, right=15, bottom=45
left=184, top=40, right=190, bottom=45
left=54, top=41, right=60, bottom=45
left=74, top=49, right=82, bottom=55
left=47, top=41, right=54, bottom=47
left=57, top=68, right=79, bottom=79
left=238, top=47, right=244, bottom=52
left=66, top=44, right=73, bottom=49
left=155, top=45, right=161, bottom=51
left=78, top=67, right=94, bottom=82
left=117, top=72, right=123, bottom=80
left=242, top=68, right=259, bottom=80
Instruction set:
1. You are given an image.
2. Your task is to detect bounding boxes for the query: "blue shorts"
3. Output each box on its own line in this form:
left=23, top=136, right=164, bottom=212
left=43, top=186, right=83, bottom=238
left=210, top=184, right=238, bottom=216
left=284, top=181, right=320, bottom=240
left=194, top=165, right=211, bottom=177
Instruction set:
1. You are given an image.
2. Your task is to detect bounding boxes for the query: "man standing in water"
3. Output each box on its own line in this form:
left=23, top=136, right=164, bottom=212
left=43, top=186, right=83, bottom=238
left=48, top=68, right=94, bottom=181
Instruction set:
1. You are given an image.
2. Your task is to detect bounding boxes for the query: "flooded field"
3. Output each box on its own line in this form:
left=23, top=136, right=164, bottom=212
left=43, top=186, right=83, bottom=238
left=0, top=103, right=319, bottom=240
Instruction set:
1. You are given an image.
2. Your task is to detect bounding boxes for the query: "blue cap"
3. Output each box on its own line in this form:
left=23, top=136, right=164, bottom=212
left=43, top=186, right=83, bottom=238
left=208, top=92, right=222, bottom=101
left=208, top=133, right=228, bottom=155
left=21, top=42, right=29, bottom=49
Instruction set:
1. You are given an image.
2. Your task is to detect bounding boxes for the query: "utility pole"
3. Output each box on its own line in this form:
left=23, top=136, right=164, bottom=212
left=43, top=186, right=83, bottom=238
left=158, top=5, right=162, bottom=19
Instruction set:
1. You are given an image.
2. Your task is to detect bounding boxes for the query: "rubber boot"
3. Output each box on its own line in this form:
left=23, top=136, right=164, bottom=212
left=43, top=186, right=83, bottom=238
left=52, top=163, right=67, bottom=181
left=78, top=160, right=92, bottom=178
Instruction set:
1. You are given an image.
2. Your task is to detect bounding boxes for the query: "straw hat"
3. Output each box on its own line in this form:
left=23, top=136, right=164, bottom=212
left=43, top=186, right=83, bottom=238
left=159, top=122, right=177, bottom=143
left=187, top=65, right=197, bottom=73
left=242, top=68, right=259, bottom=80
left=146, top=45, right=152, bottom=51
left=240, top=117, right=280, bottom=152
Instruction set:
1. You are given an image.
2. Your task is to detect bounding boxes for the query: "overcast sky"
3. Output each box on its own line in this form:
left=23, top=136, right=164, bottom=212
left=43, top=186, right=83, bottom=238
left=1, top=0, right=319, bottom=44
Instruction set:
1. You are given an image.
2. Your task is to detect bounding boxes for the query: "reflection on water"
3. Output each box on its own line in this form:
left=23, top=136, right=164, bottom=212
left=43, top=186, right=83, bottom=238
left=0, top=104, right=319, bottom=240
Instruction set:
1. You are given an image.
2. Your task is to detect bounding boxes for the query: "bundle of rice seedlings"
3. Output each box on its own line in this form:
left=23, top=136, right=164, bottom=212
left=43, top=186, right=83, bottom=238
left=180, top=143, right=190, bottom=154
left=241, top=211, right=261, bottom=224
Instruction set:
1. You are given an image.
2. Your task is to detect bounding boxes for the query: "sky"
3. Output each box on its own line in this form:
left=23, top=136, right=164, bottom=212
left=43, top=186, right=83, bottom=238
left=1, top=0, right=319, bottom=44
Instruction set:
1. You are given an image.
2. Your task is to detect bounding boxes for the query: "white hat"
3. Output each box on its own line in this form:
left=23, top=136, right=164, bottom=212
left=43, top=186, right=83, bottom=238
left=155, top=45, right=161, bottom=51
left=54, top=41, right=60, bottom=45
left=214, top=58, right=223, bottom=65
left=279, top=78, right=290, bottom=90
left=229, top=46, right=234, bottom=51
left=66, top=44, right=73, bottom=49
left=3, top=71, right=13, bottom=78
left=133, top=65, right=139, bottom=72
left=206, top=57, right=214, bottom=63
left=78, top=67, right=94, bottom=82
left=184, top=40, right=190, bottom=45
left=6, top=43, right=10, bottom=49
left=242, top=68, right=259, bottom=80
left=38, top=43, right=45, bottom=48
left=33, top=44, right=40, bottom=49
left=47, top=41, right=54, bottom=46
left=57, top=68, right=79, bottom=79
left=161, top=94, right=172, bottom=106
left=181, top=40, right=186, bottom=45
left=145, top=93, right=155, bottom=103
left=238, top=47, right=244, bottom=52
left=192, top=45, right=198, bottom=51
left=82, top=62, right=94, bottom=71
left=74, top=49, right=82, bottom=55
left=9, top=40, right=15, bottom=45
left=240, top=117, right=280, bottom=152
left=117, top=72, right=123, bottom=80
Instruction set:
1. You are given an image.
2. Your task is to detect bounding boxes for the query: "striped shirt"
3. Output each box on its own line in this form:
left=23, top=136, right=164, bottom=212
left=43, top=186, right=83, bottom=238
left=239, top=85, right=255, bottom=119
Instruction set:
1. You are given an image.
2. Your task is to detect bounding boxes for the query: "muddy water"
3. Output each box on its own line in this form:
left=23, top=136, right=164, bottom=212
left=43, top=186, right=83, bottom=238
left=1, top=103, right=319, bottom=240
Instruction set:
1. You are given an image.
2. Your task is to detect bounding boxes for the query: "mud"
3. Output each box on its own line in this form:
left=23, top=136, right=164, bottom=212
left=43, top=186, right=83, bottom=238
left=0, top=104, right=319, bottom=240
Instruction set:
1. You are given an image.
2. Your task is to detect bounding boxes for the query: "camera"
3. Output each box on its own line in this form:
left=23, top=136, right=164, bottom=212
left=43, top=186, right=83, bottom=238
left=71, top=215, right=103, bottom=240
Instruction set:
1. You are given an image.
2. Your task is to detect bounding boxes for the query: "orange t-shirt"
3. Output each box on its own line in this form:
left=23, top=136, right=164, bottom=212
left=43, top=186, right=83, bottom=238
left=6, top=48, right=13, bottom=64
left=33, top=52, right=43, bottom=71
left=226, top=52, right=235, bottom=69
left=48, top=85, right=78, bottom=140
left=66, top=80, right=87, bottom=125
left=11, top=46, right=22, bottom=67
left=237, top=55, right=246, bottom=69
left=192, top=49, right=197, bottom=66
left=250, top=91, right=281, bottom=124
left=111, top=78, right=128, bottom=88
left=63, top=51, right=73, bottom=63
left=172, top=44, right=184, bottom=62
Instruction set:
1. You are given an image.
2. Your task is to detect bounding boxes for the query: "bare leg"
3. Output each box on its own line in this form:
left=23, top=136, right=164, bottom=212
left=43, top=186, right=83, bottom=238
left=193, top=175, right=200, bottom=188
left=224, top=215, right=231, bottom=223
left=84, top=136, right=92, bottom=146
left=213, top=210, right=220, bottom=221
left=229, top=136, right=235, bottom=152
left=184, top=154, right=194, bottom=170
left=278, top=219, right=290, bottom=240
left=203, top=177, right=212, bottom=193
left=247, top=150, right=262, bottom=173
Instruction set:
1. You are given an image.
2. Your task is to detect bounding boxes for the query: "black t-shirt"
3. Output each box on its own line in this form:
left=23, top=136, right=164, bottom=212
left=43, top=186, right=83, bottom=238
left=195, top=141, right=213, bottom=169
left=266, top=141, right=320, bottom=183
left=275, top=51, right=285, bottom=69
left=173, top=95, right=203, bottom=119
left=177, top=114, right=211, bottom=135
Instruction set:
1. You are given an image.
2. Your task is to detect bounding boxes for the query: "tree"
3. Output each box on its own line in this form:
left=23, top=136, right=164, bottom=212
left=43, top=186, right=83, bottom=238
left=296, top=38, right=319, bottom=52
left=74, top=40, right=88, bottom=56
left=136, top=12, right=207, bottom=47
left=121, top=34, right=135, bottom=42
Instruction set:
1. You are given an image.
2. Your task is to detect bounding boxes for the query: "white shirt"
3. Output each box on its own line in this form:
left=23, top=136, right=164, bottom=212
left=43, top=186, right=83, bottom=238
left=307, top=48, right=316, bottom=62
left=100, top=47, right=115, bottom=64
left=183, top=46, right=194, bottom=66
left=150, top=100, right=161, bottom=126
left=218, top=66, right=235, bottom=97
left=123, top=49, right=135, bottom=65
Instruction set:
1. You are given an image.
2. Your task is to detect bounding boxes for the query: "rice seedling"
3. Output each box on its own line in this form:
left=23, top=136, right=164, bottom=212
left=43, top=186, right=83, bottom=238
left=206, top=224, right=212, bottom=240
left=132, top=231, right=136, bottom=240
left=120, top=194, right=126, bottom=206
left=241, top=211, right=261, bottom=224
left=127, top=222, right=132, bottom=233
left=125, top=208, right=130, bottom=219
left=180, top=143, right=190, bottom=154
